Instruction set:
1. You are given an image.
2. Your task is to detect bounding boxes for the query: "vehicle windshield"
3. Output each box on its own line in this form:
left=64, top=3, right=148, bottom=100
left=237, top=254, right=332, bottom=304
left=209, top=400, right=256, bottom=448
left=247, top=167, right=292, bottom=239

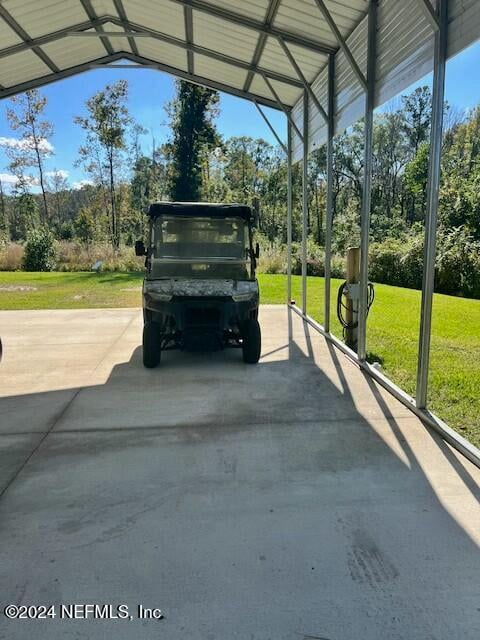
left=150, top=215, right=251, bottom=279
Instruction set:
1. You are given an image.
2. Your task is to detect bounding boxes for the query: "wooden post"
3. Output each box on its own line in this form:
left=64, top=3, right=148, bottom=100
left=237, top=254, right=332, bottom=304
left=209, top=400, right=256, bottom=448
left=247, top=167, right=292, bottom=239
left=345, top=246, right=360, bottom=349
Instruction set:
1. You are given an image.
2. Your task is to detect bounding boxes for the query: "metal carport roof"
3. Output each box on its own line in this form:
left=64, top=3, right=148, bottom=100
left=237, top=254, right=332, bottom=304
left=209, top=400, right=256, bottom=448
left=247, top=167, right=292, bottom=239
left=0, top=0, right=479, bottom=151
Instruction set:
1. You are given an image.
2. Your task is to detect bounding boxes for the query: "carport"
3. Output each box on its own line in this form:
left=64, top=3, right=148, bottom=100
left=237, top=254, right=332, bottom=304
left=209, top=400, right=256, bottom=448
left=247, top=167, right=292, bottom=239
left=0, top=1, right=479, bottom=639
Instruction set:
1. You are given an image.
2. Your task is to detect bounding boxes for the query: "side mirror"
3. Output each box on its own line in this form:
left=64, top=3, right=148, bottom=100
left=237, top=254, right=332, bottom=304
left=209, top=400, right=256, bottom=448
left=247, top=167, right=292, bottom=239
left=255, top=242, right=260, bottom=259
left=135, top=240, right=146, bottom=256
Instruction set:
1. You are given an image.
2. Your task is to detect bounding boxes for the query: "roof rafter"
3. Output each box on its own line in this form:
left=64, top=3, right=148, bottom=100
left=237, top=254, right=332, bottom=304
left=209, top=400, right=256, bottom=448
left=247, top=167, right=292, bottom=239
left=418, top=0, right=440, bottom=31
left=183, top=5, right=194, bottom=74
left=69, top=17, right=305, bottom=89
left=261, top=73, right=303, bottom=140
left=0, top=52, right=126, bottom=99
left=0, top=51, right=284, bottom=111
left=253, top=100, right=287, bottom=153
left=79, top=0, right=114, bottom=56
left=0, top=3, right=60, bottom=73
left=312, top=0, right=367, bottom=91
left=243, top=0, right=282, bottom=93
left=113, top=0, right=140, bottom=56
left=169, top=0, right=336, bottom=56
left=0, top=17, right=111, bottom=60
left=277, top=36, right=328, bottom=124
left=115, top=52, right=285, bottom=110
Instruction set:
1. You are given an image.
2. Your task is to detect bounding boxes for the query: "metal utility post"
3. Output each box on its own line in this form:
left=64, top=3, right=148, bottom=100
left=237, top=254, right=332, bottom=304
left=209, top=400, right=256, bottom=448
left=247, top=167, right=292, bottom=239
left=416, top=0, right=448, bottom=409
left=357, top=0, right=377, bottom=361
left=345, top=247, right=360, bottom=348
left=324, top=54, right=335, bottom=333
left=287, top=121, right=293, bottom=304
left=302, top=89, right=309, bottom=315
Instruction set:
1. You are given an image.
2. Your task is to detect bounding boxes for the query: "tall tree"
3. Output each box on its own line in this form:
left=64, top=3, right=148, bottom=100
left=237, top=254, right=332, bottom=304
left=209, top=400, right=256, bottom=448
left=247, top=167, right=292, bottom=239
left=5, top=89, right=53, bottom=222
left=166, top=80, right=220, bottom=201
left=75, top=80, right=131, bottom=247
left=401, top=86, right=432, bottom=153
left=0, top=178, right=8, bottom=240
left=46, top=169, right=69, bottom=229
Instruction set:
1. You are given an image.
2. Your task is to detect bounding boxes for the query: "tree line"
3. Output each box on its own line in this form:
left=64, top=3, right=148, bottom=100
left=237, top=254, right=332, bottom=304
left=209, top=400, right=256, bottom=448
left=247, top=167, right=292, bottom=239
left=0, top=79, right=479, bottom=296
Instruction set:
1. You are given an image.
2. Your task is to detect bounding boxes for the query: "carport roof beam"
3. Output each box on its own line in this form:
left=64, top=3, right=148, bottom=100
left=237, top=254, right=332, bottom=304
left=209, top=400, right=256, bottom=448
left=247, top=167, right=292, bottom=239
left=253, top=101, right=287, bottom=154
left=122, top=53, right=285, bottom=111
left=169, top=0, right=336, bottom=56
left=0, top=51, right=281, bottom=111
left=312, top=0, right=367, bottom=92
left=0, top=2, right=60, bottom=73
left=113, top=0, right=140, bottom=56
left=0, top=18, right=111, bottom=59
left=243, top=0, right=282, bottom=93
left=261, top=73, right=303, bottom=140
left=277, top=36, right=328, bottom=124
left=67, top=19, right=305, bottom=89
left=418, top=0, right=440, bottom=31
left=183, top=4, right=194, bottom=74
left=79, top=0, right=114, bottom=56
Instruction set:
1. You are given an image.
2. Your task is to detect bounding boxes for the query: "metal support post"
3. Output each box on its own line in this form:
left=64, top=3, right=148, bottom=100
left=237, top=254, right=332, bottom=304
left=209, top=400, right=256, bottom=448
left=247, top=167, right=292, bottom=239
left=287, top=121, right=293, bottom=304
left=416, top=0, right=448, bottom=408
left=302, top=89, right=309, bottom=315
left=357, top=0, right=377, bottom=361
left=324, top=53, right=334, bottom=332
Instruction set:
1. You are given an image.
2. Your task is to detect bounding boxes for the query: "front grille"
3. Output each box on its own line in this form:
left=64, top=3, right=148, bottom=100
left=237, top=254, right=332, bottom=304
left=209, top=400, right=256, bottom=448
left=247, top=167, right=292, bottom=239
left=184, top=307, right=221, bottom=329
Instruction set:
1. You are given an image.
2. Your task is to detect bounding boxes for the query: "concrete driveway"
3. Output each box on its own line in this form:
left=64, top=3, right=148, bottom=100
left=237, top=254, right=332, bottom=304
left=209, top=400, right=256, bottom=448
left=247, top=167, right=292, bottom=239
left=0, top=306, right=479, bottom=639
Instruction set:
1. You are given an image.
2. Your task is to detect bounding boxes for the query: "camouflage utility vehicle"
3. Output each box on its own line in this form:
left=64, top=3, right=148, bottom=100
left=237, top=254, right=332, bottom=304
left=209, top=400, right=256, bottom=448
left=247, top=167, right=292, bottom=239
left=135, top=202, right=261, bottom=368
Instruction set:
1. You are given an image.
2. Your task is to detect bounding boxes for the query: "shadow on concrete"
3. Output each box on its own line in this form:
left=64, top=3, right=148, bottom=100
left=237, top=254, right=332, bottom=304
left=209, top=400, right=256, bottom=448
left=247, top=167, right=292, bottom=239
left=0, top=306, right=478, bottom=639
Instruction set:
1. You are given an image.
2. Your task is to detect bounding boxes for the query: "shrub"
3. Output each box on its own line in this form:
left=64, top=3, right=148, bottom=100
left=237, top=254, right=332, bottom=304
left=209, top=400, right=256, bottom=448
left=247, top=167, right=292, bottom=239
left=258, top=242, right=286, bottom=274
left=22, top=227, right=57, bottom=271
left=291, top=239, right=325, bottom=276
left=0, top=243, right=24, bottom=271
left=55, top=241, right=144, bottom=272
left=435, top=226, right=480, bottom=298
left=400, top=236, right=424, bottom=289
left=369, top=239, right=406, bottom=287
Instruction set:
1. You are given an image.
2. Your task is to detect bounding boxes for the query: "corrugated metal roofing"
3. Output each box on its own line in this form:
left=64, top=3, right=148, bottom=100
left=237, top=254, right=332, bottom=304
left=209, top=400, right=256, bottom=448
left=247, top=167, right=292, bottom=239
left=0, top=0, right=478, bottom=156
left=193, top=10, right=260, bottom=64
left=291, top=0, right=480, bottom=161
left=2, top=0, right=87, bottom=38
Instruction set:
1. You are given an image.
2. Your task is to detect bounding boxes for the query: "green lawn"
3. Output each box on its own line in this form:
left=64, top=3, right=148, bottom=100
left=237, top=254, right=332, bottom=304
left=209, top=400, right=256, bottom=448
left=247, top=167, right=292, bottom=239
left=0, top=271, right=144, bottom=309
left=1, top=271, right=479, bottom=448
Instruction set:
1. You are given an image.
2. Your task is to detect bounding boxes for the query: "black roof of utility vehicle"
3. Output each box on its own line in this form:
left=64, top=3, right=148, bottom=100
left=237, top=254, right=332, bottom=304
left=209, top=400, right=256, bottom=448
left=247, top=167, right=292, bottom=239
left=148, top=202, right=253, bottom=221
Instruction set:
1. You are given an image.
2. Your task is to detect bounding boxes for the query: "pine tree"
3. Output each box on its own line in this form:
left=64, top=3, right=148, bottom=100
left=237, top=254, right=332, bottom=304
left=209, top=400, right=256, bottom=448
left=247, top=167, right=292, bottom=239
left=166, top=80, right=220, bottom=201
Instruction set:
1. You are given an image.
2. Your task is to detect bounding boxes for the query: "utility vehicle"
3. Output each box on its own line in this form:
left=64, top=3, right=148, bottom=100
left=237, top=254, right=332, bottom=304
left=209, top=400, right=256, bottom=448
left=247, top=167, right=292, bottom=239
left=135, top=202, right=261, bottom=368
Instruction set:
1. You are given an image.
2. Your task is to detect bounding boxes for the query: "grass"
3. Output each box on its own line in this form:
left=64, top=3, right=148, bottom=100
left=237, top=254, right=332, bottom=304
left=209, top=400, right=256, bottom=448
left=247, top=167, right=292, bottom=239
left=1, top=271, right=479, bottom=448
left=0, top=271, right=144, bottom=309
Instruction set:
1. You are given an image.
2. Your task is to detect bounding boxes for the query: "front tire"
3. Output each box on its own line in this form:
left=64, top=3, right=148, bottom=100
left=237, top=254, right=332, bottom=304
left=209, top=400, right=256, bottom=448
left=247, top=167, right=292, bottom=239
left=143, top=321, right=161, bottom=368
left=242, top=318, right=261, bottom=364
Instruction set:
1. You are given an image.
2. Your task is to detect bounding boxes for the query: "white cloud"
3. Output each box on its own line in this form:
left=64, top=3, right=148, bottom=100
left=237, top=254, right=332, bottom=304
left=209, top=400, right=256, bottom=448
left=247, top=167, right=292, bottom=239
left=46, top=169, right=69, bottom=179
left=73, top=179, right=94, bottom=190
left=0, top=136, right=54, bottom=154
left=0, top=172, right=40, bottom=187
left=0, top=173, right=19, bottom=185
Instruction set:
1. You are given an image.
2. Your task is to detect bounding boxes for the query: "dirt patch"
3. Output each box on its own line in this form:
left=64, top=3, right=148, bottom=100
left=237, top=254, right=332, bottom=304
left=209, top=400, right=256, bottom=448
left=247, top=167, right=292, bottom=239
left=0, top=285, right=38, bottom=292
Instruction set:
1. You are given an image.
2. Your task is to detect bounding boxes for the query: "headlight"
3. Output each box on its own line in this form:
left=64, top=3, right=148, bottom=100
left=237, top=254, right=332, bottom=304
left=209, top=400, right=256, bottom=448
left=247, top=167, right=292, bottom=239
left=144, top=282, right=173, bottom=302
left=232, top=281, right=259, bottom=302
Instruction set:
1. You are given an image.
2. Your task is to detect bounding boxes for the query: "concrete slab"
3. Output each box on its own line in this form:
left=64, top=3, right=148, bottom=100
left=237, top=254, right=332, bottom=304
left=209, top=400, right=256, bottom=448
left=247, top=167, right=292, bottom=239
left=0, top=306, right=479, bottom=639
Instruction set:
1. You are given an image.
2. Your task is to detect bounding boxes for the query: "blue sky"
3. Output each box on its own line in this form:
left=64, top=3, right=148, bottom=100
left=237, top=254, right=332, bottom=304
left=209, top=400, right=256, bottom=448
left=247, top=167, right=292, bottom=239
left=0, top=39, right=479, bottom=190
